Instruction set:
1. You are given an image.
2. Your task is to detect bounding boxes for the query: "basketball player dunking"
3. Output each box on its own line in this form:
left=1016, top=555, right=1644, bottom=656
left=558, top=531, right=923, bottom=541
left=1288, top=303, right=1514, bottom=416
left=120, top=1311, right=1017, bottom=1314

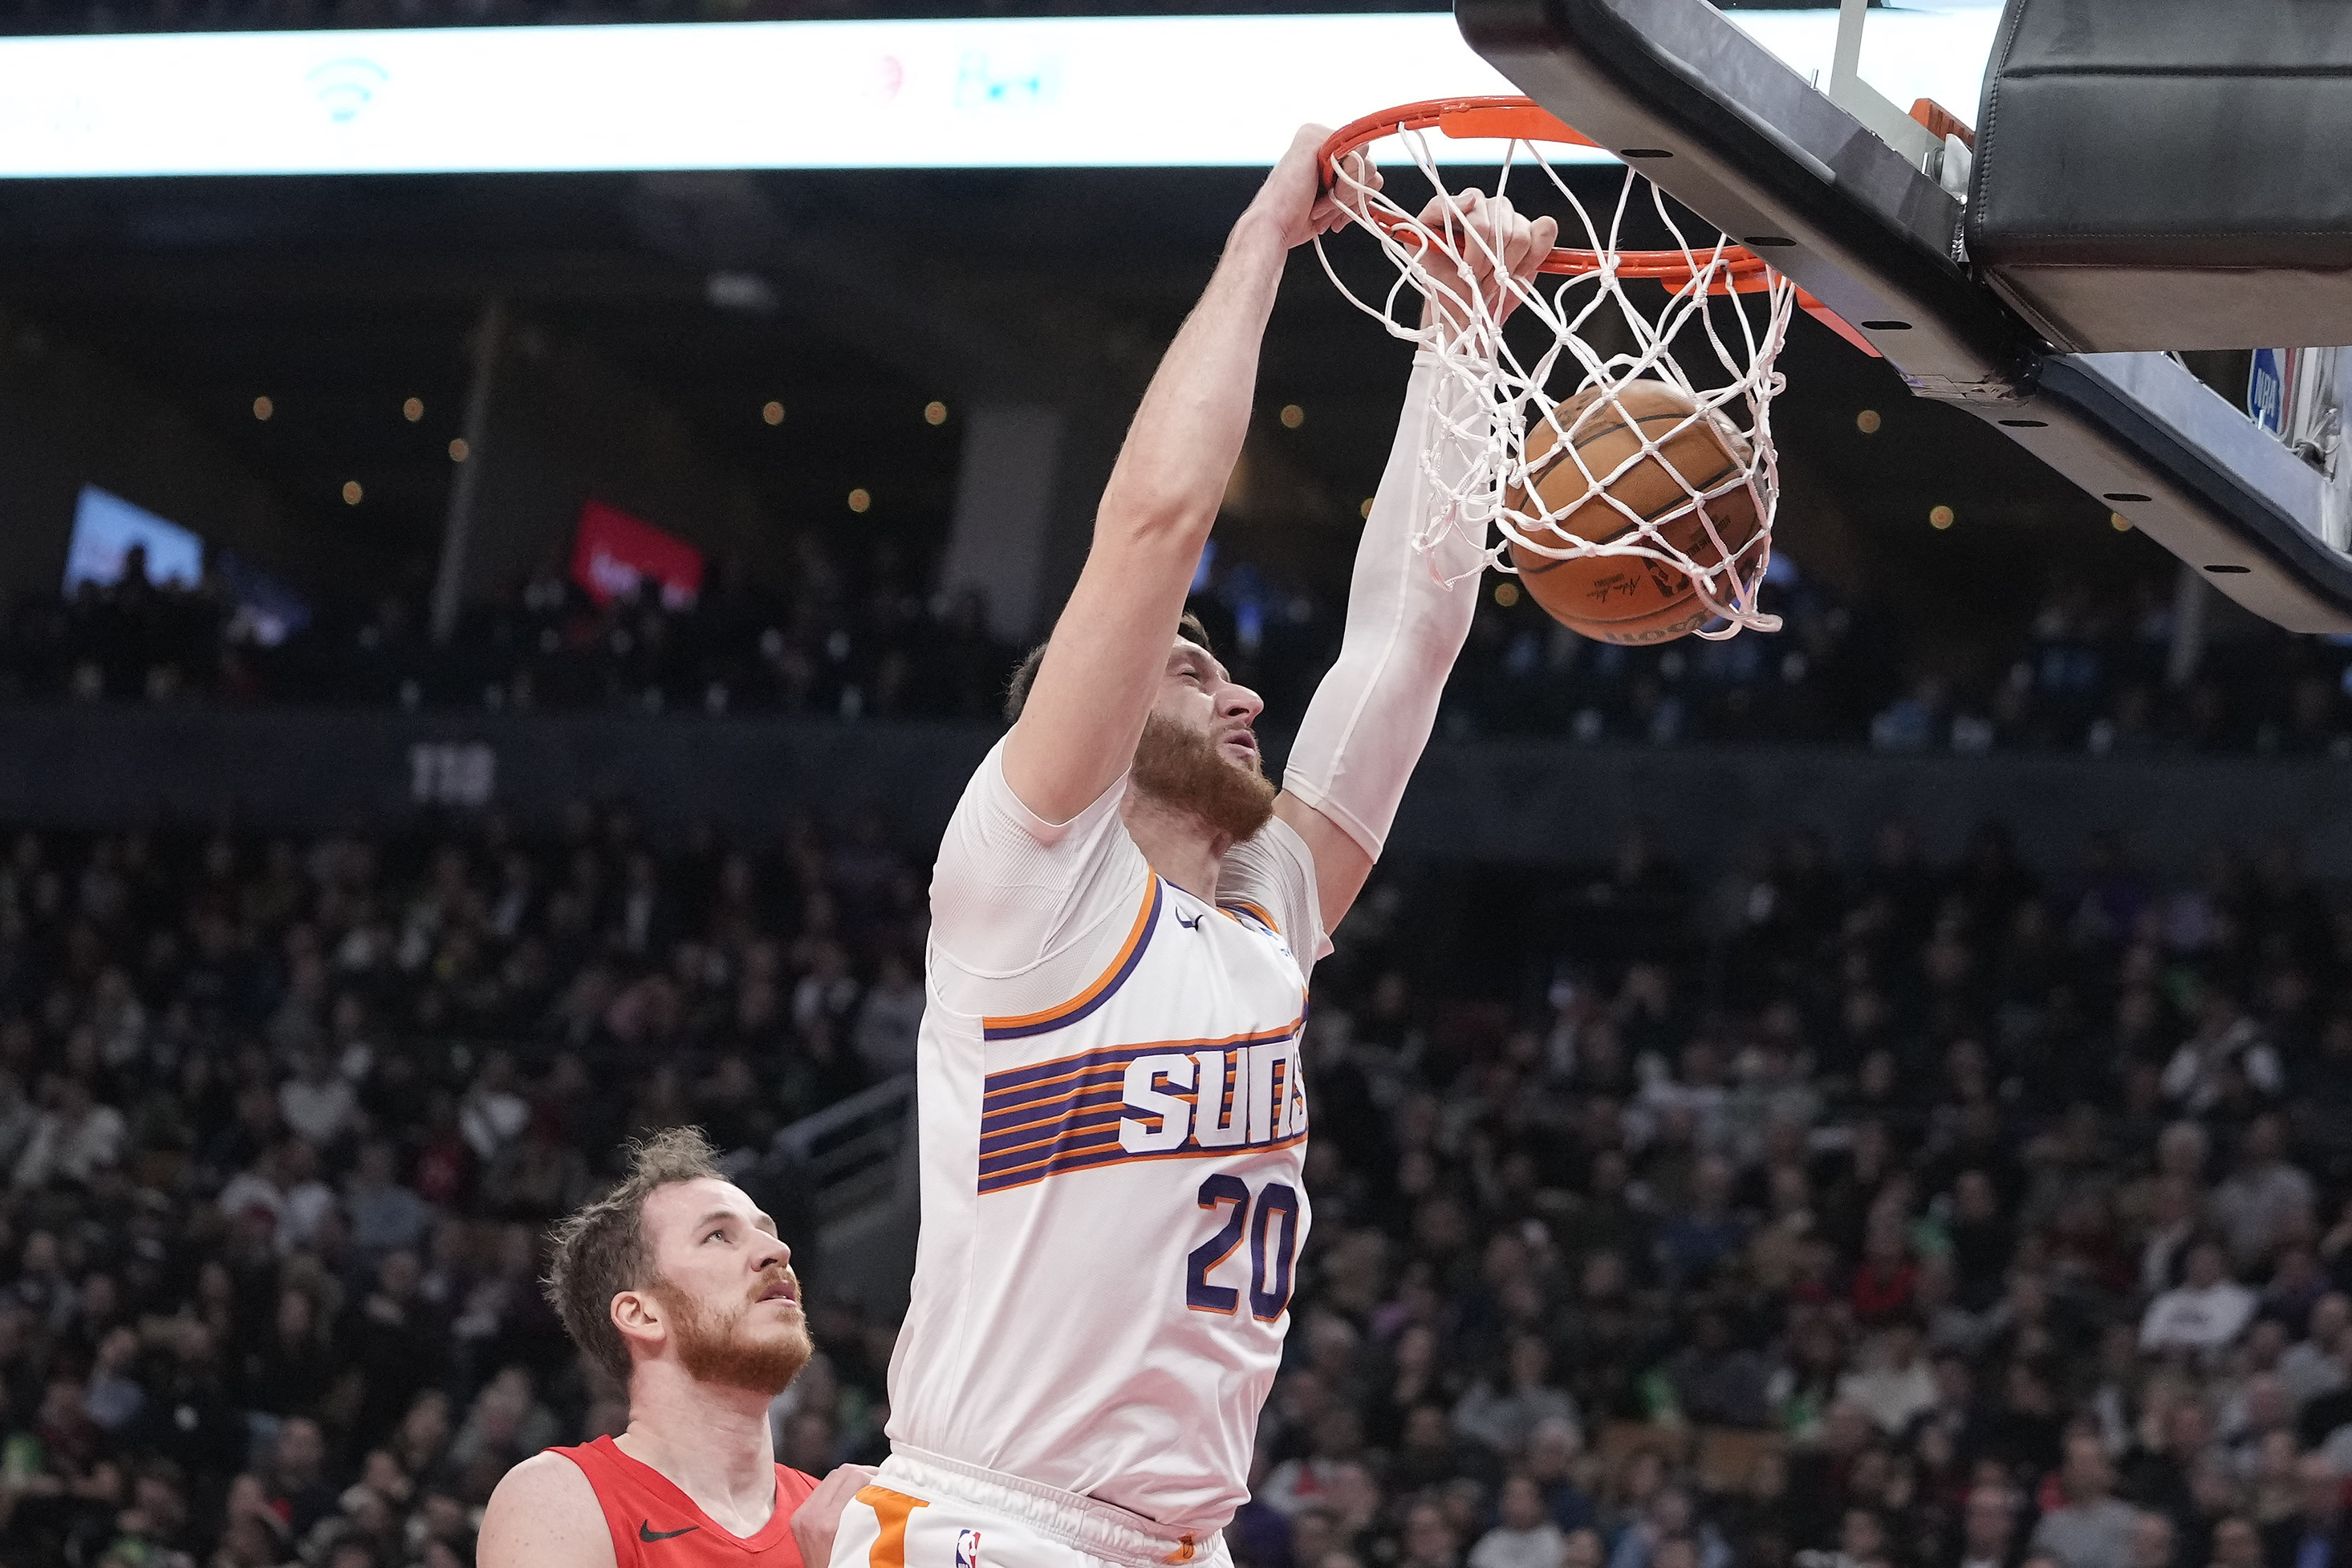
left=476, top=1128, right=874, bottom=1568
left=823, top=129, right=1554, bottom=1568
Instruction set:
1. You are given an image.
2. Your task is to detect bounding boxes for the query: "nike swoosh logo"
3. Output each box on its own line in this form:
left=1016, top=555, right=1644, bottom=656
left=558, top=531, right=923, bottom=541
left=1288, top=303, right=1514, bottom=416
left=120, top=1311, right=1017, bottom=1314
left=641, top=1522, right=701, bottom=1542
left=1176, top=914, right=1202, bottom=929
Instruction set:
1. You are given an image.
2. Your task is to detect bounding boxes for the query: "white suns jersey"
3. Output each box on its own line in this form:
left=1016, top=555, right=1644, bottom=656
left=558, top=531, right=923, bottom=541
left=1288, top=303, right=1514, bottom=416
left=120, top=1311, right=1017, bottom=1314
left=886, top=740, right=1328, bottom=1536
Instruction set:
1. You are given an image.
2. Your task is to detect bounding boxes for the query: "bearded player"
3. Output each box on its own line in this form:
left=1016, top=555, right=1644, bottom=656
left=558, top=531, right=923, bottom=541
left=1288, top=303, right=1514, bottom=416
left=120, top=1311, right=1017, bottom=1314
left=827, top=129, right=1555, bottom=1568
left=477, top=1128, right=872, bottom=1568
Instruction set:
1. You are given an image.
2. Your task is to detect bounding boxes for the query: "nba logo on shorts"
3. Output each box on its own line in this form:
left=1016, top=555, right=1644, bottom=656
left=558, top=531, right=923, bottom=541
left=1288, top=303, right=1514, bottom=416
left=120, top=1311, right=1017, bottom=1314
left=956, top=1529, right=983, bottom=1568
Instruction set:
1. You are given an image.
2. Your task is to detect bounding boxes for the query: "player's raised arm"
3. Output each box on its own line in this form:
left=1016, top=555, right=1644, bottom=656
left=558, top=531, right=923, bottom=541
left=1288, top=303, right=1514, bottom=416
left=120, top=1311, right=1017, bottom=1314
left=1276, top=191, right=1556, bottom=931
left=1001, top=126, right=1362, bottom=826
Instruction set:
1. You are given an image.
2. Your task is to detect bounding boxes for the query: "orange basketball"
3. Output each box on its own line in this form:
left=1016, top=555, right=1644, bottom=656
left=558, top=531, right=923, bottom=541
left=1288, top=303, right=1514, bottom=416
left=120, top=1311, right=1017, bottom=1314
left=1505, top=381, right=1760, bottom=645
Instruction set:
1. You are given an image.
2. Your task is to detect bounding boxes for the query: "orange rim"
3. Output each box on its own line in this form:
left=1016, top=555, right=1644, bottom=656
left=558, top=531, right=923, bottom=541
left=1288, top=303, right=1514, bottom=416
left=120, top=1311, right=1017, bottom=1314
left=1318, top=96, right=1878, bottom=353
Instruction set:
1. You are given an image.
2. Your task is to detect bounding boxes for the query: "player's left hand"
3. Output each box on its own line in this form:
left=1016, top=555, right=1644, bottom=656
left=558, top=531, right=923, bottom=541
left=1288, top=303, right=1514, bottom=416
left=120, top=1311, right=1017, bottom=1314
left=1416, top=189, right=1558, bottom=340
left=790, top=1464, right=879, bottom=1568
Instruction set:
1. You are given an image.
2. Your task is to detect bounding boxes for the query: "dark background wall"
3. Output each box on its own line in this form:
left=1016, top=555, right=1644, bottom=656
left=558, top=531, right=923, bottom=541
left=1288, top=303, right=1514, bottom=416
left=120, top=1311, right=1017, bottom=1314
left=0, top=706, right=2343, bottom=876
left=0, top=310, right=317, bottom=601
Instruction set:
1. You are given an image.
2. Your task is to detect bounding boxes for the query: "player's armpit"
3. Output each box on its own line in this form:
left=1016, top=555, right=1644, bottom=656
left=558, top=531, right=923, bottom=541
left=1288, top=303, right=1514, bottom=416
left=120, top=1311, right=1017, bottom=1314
left=477, top=1451, right=617, bottom=1568
left=790, top=1462, right=880, bottom=1568
left=1272, top=794, right=1374, bottom=935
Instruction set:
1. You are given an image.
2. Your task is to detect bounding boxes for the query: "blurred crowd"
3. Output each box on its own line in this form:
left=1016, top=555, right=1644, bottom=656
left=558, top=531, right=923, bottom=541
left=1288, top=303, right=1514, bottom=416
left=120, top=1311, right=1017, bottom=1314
left=6, top=547, right=2350, bottom=758
left=0, top=750, right=2343, bottom=1568
left=0, top=802, right=924, bottom=1566
left=1239, top=813, right=2352, bottom=1568
left=0, top=546, right=1018, bottom=725
left=1426, top=573, right=2352, bottom=758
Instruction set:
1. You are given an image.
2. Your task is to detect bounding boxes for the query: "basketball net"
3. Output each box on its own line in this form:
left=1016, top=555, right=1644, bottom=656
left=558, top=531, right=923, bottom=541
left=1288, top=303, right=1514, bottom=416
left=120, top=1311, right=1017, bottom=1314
left=1315, top=110, right=1793, bottom=637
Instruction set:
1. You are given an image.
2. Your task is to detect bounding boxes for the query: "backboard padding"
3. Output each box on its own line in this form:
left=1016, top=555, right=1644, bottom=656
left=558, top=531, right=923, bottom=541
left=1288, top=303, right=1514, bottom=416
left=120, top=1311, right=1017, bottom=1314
left=1968, top=0, right=2352, bottom=352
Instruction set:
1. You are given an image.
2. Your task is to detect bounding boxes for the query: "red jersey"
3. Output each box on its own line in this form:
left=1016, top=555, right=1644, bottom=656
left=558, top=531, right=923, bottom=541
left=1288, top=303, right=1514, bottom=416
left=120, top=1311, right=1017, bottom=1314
left=550, top=1435, right=821, bottom=1568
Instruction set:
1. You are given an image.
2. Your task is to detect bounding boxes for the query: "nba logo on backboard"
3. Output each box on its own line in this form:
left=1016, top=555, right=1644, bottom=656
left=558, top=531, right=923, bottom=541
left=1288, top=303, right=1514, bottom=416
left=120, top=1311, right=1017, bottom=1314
left=2249, top=347, right=2292, bottom=436
left=957, top=1529, right=983, bottom=1568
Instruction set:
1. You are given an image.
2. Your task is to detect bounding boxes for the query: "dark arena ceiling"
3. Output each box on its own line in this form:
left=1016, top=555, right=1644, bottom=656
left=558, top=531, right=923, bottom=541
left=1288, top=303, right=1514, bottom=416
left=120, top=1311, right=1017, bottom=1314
left=0, top=0, right=2190, bottom=658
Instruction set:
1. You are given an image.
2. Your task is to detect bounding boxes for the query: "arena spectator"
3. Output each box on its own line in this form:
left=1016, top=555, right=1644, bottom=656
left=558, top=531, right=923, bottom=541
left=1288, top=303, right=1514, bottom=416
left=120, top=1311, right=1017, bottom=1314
left=2278, top=1295, right=2351, bottom=1411
left=1456, top=1334, right=1582, bottom=1458
left=12, top=1074, right=124, bottom=1188
left=2259, top=1452, right=2352, bottom=1568
left=279, top=1048, right=358, bottom=1145
left=345, top=1139, right=433, bottom=1256
left=2143, top=1243, right=2260, bottom=1355
left=851, top=949, right=923, bottom=1079
left=1956, top=1485, right=2026, bottom=1568
left=2129, top=1513, right=2178, bottom=1568
left=2031, top=1436, right=2140, bottom=1568
left=1473, top=1474, right=1570, bottom=1568
left=2217, top=1517, right=2270, bottom=1568
left=2209, top=1117, right=2317, bottom=1274
left=1836, top=1317, right=1939, bottom=1436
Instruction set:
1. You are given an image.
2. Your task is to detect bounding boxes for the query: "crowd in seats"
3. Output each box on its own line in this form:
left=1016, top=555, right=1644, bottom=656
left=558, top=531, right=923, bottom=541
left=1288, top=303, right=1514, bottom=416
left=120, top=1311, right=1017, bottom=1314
left=1426, top=575, right=2352, bottom=757
left=0, top=757, right=2344, bottom=1568
left=9, top=548, right=2349, bottom=757
left=0, top=803, right=923, bottom=1565
left=1236, top=814, right=2352, bottom=1568
left=0, top=549, right=1019, bottom=724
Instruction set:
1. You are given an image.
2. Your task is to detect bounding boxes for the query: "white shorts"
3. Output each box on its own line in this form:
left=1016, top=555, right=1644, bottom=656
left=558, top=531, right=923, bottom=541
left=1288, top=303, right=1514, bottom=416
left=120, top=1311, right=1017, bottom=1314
left=826, top=1448, right=1233, bottom=1568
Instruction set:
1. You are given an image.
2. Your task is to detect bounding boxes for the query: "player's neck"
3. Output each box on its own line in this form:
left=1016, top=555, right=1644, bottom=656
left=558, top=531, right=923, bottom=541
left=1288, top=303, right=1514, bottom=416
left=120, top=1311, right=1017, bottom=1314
left=1120, top=786, right=1229, bottom=900
left=614, top=1372, right=781, bottom=1534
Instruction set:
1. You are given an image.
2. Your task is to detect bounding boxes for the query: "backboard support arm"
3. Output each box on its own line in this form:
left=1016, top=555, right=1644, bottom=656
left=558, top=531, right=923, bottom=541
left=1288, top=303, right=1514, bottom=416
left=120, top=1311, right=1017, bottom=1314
left=1826, top=0, right=1944, bottom=177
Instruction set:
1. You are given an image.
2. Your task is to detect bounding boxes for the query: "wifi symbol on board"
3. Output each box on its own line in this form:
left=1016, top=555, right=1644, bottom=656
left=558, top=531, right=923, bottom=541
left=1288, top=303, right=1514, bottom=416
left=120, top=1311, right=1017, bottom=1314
left=306, top=59, right=388, bottom=123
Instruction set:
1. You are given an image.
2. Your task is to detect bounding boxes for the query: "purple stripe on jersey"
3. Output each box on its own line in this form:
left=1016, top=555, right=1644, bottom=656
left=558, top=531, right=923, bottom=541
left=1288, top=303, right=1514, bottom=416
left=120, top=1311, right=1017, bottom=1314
left=980, top=1054, right=1130, bottom=1103
left=976, top=1085, right=1131, bottom=1156
left=977, top=1123, right=1123, bottom=1180
left=978, top=1022, right=1302, bottom=1118
left=979, top=1017, right=1298, bottom=1105
left=980, top=880, right=1164, bottom=1042
left=984, top=1075, right=1127, bottom=1119
left=977, top=1129, right=1311, bottom=1196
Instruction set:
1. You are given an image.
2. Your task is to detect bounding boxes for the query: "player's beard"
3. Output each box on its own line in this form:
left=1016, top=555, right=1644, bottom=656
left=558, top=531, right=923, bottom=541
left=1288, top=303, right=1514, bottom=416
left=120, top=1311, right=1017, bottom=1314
left=648, top=1273, right=813, bottom=1398
left=1131, top=713, right=1277, bottom=844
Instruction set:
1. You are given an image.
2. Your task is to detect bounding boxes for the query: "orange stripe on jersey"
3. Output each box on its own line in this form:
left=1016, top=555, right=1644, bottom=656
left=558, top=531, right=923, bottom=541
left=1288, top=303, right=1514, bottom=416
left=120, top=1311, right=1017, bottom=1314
left=981, top=876, right=1161, bottom=1041
left=977, top=1058, right=1127, bottom=1107
left=1218, top=899, right=1282, bottom=934
left=980, top=1129, right=1310, bottom=1194
left=857, top=1486, right=928, bottom=1568
left=980, top=1018, right=1307, bottom=1107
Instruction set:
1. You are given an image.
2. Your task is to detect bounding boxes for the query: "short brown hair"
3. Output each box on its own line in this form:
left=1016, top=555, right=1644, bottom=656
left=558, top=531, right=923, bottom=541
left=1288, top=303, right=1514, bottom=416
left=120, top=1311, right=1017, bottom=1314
left=542, top=1127, right=726, bottom=1384
left=1003, top=611, right=1214, bottom=724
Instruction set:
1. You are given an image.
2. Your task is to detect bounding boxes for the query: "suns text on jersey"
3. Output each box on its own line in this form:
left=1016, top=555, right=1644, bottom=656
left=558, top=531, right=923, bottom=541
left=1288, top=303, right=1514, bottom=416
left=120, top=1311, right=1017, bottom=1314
left=1118, top=1028, right=1308, bottom=1155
